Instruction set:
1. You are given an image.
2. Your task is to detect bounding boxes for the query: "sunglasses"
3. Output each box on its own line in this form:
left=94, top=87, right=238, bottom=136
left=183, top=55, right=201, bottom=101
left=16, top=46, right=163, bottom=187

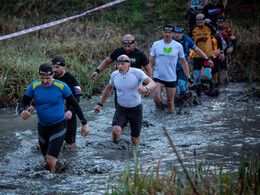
left=51, top=61, right=65, bottom=66
left=174, top=27, right=184, bottom=34
left=116, top=58, right=130, bottom=63
left=122, top=40, right=135, bottom=45
left=163, top=27, right=174, bottom=32
left=39, top=71, right=53, bottom=76
left=217, top=19, right=225, bottom=22
left=196, top=17, right=205, bottom=20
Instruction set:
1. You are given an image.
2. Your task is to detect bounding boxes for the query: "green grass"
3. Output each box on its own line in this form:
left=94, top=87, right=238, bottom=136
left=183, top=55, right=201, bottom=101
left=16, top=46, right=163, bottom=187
left=106, top=151, right=260, bottom=194
left=0, top=0, right=259, bottom=107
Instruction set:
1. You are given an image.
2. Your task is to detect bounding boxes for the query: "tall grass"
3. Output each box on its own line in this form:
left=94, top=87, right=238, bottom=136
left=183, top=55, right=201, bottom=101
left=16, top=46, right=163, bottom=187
left=0, top=0, right=259, bottom=107
left=106, top=151, right=260, bottom=194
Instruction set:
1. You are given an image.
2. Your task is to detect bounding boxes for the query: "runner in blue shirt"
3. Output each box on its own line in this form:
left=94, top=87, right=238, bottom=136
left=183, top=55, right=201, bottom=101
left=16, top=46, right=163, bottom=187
left=173, top=26, right=210, bottom=96
left=18, top=63, right=90, bottom=173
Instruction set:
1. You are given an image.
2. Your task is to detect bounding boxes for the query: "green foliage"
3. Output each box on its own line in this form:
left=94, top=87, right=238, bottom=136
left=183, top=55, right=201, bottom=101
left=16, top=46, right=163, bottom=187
left=106, top=153, right=260, bottom=194
left=0, top=0, right=259, bottom=107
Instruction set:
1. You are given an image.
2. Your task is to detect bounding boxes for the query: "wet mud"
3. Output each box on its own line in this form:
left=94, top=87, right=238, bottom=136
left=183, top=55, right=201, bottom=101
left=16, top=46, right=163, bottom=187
left=0, top=83, right=259, bottom=194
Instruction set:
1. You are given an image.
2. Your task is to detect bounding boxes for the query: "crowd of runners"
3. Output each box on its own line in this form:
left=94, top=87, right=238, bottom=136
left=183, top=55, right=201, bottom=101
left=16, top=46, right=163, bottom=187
left=18, top=0, right=236, bottom=173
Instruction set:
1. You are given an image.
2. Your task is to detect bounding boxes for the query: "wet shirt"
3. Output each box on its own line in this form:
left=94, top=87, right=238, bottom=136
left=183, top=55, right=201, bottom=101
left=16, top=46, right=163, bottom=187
left=54, top=72, right=83, bottom=110
left=110, top=47, right=149, bottom=69
left=188, top=22, right=218, bottom=58
left=173, top=35, right=196, bottom=70
left=203, top=3, right=224, bottom=26
left=150, top=39, right=184, bottom=82
left=110, top=68, right=147, bottom=108
left=25, top=79, right=71, bottom=126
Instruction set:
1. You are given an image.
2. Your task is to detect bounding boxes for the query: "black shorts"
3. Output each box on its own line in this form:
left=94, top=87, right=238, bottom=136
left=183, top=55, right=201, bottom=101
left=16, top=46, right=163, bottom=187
left=220, top=56, right=228, bottom=71
left=153, top=78, right=177, bottom=88
left=212, top=57, right=220, bottom=74
left=65, top=111, right=77, bottom=144
left=112, top=104, right=142, bottom=137
left=193, top=57, right=214, bottom=70
left=38, top=120, right=66, bottom=158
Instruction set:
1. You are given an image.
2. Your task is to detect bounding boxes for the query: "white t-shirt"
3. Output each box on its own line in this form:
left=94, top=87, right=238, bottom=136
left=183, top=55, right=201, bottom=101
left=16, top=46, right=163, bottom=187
left=150, top=39, right=184, bottom=82
left=110, top=68, right=147, bottom=108
left=190, top=0, right=204, bottom=9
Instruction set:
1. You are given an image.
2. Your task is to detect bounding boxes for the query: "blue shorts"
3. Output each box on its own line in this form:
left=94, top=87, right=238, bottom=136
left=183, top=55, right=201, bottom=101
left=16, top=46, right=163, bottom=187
left=153, top=78, right=177, bottom=88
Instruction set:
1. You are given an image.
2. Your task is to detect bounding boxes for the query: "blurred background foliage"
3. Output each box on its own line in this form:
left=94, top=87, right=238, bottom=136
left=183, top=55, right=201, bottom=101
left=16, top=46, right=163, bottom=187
left=0, top=0, right=259, bottom=107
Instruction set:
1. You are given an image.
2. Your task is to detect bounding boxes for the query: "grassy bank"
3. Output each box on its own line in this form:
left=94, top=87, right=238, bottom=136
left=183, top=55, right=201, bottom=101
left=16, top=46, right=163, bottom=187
left=0, top=0, right=259, bottom=107
left=106, top=152, right=259, bottom=194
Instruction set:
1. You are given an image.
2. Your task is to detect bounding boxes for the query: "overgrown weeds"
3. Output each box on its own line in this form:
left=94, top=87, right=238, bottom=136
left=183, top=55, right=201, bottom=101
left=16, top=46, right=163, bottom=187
left=106, top=151, right=259, bottom=194
left=0, top=0, right=259, bottom=107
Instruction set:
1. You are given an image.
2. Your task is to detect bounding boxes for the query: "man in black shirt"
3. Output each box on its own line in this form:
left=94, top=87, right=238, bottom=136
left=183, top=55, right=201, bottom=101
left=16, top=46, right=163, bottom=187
left=51, top=55, right=83, bottom=148
left=91, top=34, right=152, bottom=81
left=203, top=0, right=225, bottom=27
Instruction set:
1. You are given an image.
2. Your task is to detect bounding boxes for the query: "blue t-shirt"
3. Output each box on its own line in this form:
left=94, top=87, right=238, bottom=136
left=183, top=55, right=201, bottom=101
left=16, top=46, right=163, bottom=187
left=173, top=35, right=196, bottom=70
left=25, top=79, right=72, bottom=126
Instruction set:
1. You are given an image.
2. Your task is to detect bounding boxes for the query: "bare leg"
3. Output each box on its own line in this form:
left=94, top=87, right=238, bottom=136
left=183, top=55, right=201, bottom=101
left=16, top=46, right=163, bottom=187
left=112, top=125, right=122, bottom=143
left=69, top=143, right=77, bottom=148
left=131, top=136, right=140, bottom=145
left=45, top=155, right=57, bottom=173
left=165, top=87, right=176, bottom=114
left=153, top=82, right=165, bottom=107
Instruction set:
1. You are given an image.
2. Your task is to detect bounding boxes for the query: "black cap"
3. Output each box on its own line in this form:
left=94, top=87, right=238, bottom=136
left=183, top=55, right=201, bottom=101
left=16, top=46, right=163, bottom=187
left=39, top=63, right=53, bottom=76
left=51, top=55, right=65, bottom=66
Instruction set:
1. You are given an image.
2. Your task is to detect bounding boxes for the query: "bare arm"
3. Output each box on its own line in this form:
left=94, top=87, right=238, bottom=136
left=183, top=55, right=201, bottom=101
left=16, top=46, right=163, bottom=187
left=148, top=55, right=156, bottom=70
left=143, top=63, right=153, bottom=78
left=180, top=57, right=189, bottom=77
left=94, top=84, right=114, bottom=113
left=91, top=57, right=114, bottom=79
left=193, top=46, right=207, bottom=60
left=143, top=77, right=155, bottom=91
left=187, top=0, right=191, bottom=9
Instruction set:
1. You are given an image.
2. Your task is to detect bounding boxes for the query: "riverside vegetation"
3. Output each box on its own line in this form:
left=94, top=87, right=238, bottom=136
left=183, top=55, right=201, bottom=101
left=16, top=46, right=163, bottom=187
left=0, top=0, right=259, bottom=194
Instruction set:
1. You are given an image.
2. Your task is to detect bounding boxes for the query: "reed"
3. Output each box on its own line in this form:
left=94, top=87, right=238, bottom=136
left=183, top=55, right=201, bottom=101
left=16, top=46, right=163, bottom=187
left=106, top=151, right=259, bottom=194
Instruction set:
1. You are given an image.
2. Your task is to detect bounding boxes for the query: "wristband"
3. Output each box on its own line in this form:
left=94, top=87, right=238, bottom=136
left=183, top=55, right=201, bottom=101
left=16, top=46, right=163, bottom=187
left=145, top=86, right=149, bottom=91
left=97, top=102, right=103, bottom=107
left=219, top=50, right=224, bottom=53
left=95, top=68, right=100, bottom=74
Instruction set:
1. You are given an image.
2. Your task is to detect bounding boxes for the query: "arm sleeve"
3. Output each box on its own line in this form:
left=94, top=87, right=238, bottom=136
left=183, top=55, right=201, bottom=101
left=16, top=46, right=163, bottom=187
left=18, top=94, right=33, bottom=114
left=66, top=94, right=87, bottom=125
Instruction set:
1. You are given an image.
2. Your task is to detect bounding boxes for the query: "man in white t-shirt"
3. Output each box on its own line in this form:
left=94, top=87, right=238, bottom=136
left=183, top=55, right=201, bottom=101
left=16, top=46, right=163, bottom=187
left=149, top=24, right=192, bottom=114
left=94, top=55, right=155, bottom=145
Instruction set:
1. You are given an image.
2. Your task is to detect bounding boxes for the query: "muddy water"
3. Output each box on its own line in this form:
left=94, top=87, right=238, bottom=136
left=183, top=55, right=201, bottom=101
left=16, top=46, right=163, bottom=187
left=0, top=83, right=259, bottom=194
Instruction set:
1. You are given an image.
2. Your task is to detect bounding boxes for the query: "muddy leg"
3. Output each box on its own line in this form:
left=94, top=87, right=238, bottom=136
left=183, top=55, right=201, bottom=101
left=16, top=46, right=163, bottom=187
left=153, top=82, right=165, bottom=108
left=45, top=155, right=57, bottom=173
left=131, top=136, right=140, bottom=145
left=165, top=87, right=176, bottom=114
left=112, top=125, right=122, bottom=143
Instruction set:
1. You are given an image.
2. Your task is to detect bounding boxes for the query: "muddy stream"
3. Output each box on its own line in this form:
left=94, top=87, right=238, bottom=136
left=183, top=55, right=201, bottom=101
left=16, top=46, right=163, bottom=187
left=0, top=83, right=259, bottom=194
